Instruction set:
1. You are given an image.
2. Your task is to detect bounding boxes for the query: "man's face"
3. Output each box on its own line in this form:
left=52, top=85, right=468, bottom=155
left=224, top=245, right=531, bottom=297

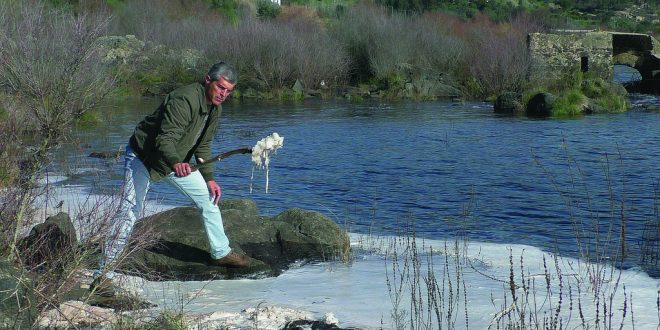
left=205, top=75, right=235, bottom=106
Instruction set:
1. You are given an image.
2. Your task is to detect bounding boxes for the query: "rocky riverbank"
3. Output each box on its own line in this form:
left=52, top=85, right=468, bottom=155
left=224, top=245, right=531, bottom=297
left=5, top=198, right=355, bottom=329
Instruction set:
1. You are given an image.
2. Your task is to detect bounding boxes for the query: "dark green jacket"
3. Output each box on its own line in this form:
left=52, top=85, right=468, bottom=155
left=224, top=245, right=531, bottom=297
left=129, top=82, right=221, bottom=182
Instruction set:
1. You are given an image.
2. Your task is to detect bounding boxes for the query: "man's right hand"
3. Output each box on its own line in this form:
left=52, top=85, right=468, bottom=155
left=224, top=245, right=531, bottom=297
left=172, top=162, right=192, bottom=177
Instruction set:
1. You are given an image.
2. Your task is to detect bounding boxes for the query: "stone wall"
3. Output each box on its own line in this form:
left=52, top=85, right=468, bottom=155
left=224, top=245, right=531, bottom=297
left=528, top=31, right=613, bottom=82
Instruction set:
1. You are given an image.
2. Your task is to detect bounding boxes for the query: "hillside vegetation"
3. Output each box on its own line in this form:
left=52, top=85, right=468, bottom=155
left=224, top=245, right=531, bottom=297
left=32, top=0, right=659, bottom=102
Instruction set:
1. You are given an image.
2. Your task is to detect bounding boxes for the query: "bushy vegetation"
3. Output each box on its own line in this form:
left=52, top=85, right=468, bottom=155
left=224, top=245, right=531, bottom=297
left=103, top=0, right=349, bottom=96
left=0, top=0, right=115, bottom=246
left=95, top=0, right=548, bottom=100
left=553, top=88, right=590, bottom=117
left=0, top=2, right=125, bottom=326
left=33, top=0, right=655, bottom=102
left=525, top=70, right=630, bottom=116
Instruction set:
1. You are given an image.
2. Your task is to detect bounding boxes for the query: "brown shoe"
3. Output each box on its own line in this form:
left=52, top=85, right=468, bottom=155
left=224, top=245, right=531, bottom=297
left=211, top=251, right=251, bottom=268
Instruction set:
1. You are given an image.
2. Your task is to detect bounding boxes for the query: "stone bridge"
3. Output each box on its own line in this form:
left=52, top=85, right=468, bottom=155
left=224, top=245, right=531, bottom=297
left=528, top=31, right=659, bottom=94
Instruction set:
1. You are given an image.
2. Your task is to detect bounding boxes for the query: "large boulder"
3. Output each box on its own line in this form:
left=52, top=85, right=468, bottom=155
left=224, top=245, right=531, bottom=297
left=18, top=212, right=78, bottom=270
left=273, top=208, right=349, bottom=262
left=494, top=92, right=523, bottom=114
left=123, top=199, right=350, bottom=281
left=526, top=92, right=557, bottom=117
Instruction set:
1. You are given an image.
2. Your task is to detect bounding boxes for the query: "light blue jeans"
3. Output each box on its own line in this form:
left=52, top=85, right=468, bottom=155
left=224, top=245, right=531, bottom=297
left=96, top=144, right=231, bottom=279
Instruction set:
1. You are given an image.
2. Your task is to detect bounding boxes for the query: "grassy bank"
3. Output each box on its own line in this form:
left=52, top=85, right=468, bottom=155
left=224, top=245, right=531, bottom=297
left=523, top=70, right=630, bottom=117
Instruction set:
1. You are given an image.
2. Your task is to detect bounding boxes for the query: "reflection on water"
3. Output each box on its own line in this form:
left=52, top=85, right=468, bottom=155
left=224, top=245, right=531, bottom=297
left=53, top=95, right=660, bottom=273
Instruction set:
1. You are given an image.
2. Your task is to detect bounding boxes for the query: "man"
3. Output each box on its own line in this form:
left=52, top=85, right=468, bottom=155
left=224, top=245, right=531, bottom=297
left=92, top=62, right=249, bottom=296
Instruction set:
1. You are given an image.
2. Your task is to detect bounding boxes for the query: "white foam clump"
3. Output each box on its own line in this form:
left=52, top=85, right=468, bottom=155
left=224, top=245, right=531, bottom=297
left=250, top=132, right=284, bottom=193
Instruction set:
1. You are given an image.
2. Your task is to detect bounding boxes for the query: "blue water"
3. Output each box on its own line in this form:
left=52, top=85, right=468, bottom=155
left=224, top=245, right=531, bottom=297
left=58, top=94, right=660, bottom=274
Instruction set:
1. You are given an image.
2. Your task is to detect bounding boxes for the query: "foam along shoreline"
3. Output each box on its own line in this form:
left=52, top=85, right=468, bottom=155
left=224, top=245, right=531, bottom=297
left=29, top=180, right=660, bottom=329
left=116, top=234, right=660, bottom=329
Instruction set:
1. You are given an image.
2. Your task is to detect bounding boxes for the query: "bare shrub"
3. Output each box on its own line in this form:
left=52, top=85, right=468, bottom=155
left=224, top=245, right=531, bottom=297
left=200, top=20, right=348, bottom=90
left=463, top=13, right=543, bottom=98
left=330, top=4, right=401, bottom=83
left=109, top=1, right=348, bottom=91
left=109, top=0, right=223, bottom=44
left=331, top=4, right=465, bottom=92
left=0, top=2, right=114, bottom=146
left=219, top=20, right=298, bottom=89
left=0, top=94, right=29, bottom=189
left=412, top=16, right=469, bottom=79
left=0, top=3, right=116, bottom=250
left=0, top=0, right=114, bottom=257
left=286, top=25, right=350, bottom=89
left=385, top=224, right=469, bottom=329
left=276, top=5, right=324, bottom=29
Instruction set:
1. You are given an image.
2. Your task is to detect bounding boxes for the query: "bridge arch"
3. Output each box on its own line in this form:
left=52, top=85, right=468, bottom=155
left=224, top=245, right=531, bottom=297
left=611, top=32, right=660, bottom=93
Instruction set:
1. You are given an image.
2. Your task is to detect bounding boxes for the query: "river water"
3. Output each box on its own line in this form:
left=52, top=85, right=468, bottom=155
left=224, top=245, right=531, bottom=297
left=54, top=92, right=660, bottom=277
left=34, top=67, right=659, bottom=327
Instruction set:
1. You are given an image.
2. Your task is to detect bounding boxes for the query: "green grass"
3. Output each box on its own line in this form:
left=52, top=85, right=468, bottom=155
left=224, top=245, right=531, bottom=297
left=110, top=85, right=139, bottom=97
left=582, top=76, right=629, bottom=113
left=144, top=310, right=187, bottom=330
left=595, top=91, right=629, bottom=113
left=76, top=111, right=103, bottom=129
left=526, top=70, right=630, bottom=117
left=553, top=88, right=588, bottom=116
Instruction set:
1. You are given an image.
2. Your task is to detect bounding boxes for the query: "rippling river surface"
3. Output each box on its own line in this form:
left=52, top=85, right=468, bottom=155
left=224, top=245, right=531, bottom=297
left=56, top=94, right=660, bottom=273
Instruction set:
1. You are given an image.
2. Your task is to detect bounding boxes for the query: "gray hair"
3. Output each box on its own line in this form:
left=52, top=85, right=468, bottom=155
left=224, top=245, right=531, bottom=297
left=207, top=62, right=238, bottom=84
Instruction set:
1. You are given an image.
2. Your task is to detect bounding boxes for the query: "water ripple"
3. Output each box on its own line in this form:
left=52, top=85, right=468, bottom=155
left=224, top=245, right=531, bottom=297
left=55, top=98, right=660, bottom=271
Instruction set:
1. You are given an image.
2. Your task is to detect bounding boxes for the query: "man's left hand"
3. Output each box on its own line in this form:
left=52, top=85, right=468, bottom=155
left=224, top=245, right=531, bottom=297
left=207, top=180, right=221, bottom=205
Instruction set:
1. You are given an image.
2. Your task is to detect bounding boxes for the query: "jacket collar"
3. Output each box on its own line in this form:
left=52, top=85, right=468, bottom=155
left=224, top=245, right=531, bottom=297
left=199, top=82, right=211, bottom=115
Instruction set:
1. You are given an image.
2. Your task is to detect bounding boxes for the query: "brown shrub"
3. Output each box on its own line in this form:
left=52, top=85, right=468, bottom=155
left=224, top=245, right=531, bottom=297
left=109, top=0, right=227, bottom=46
left=196, top=19, right=348, bottom=90
left=331, top=4, right=466, bottom=91
left=276, top=5, right=324, bottom=30
left=0, top=1, right=115, bottom=144
left=463, top=13, right=537, bottom=98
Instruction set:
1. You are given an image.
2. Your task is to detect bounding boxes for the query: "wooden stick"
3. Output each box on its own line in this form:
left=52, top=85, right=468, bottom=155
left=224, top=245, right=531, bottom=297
left=191, top=146, right=252, bottom=171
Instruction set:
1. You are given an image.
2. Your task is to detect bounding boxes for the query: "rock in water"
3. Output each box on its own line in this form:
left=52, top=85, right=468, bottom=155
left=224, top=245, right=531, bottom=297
left=122, top=199, right=350, bottom=281
left=526, top=92, right=556, bottom=117
left=494, top=92, right=523, bottom=114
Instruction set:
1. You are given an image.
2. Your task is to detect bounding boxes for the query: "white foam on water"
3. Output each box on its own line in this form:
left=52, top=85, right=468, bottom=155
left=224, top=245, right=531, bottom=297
left=124, top=234, right=660, bottom=329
